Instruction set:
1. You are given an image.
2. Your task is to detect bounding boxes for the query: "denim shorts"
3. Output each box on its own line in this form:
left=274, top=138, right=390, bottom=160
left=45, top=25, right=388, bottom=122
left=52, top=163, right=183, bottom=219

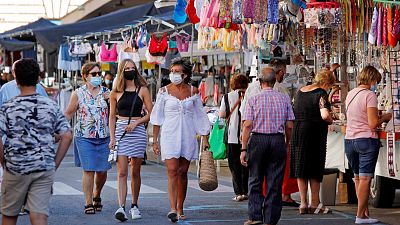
left=344, top=138, right=380, bottom=177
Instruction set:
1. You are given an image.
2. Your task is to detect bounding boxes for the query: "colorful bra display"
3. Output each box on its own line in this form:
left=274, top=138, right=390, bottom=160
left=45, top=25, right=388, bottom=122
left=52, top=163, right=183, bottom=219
left=100, top=42, right=118, bottom=62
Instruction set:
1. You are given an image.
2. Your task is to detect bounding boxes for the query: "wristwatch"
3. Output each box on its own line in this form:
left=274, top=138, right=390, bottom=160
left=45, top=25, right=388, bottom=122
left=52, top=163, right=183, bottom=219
left=241, top=149, right=247, bottom=152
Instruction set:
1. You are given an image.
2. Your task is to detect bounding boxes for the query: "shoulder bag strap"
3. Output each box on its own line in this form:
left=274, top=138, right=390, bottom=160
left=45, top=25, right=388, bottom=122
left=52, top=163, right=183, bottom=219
left=226, top=94, right=243, bottom=124
left=345, top=88, right=367, bottom=114
left=119, top=86, right=141, bottom=141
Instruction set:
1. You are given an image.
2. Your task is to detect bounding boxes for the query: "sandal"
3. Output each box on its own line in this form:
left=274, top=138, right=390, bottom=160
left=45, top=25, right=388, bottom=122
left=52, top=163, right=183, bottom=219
left=299, top=206, right=308, bottom=215
left=167, top=211, right=178, bottom=223
left=178, top=213, right=186, bottom=220
left=232, top=195, right=243, bottom=202
left=93, top=197, right=103, bottom=212
left=310, top=203, right=332, bottom=214
left=84, top=204, right=96, bottom=214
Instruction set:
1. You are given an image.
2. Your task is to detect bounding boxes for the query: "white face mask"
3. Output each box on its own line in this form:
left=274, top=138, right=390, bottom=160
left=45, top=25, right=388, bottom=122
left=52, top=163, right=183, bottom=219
left=169, top=73, right=183, bottom=85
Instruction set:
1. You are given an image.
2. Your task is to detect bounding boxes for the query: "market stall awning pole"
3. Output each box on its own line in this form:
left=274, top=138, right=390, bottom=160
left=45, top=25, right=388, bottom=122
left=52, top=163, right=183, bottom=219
left=190, top=24, right=194, bottom=63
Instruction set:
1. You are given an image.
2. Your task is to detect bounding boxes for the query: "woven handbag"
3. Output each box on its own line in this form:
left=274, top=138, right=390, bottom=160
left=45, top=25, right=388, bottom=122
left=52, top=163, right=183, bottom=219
left=198, top=147, right=218, bottom=191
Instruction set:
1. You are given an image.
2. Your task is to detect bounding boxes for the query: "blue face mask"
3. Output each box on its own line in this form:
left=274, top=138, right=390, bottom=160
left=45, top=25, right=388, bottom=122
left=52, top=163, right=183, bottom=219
left=90, top=77, right=102, bottom=87
left=370, top=83, right=378, bottom=92
left=104, top=79, right=112, bottom=85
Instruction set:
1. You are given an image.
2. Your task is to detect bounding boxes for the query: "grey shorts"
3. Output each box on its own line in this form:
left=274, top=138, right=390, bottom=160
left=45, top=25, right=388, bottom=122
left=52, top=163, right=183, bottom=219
left=1, top=170, right=55, bottom=216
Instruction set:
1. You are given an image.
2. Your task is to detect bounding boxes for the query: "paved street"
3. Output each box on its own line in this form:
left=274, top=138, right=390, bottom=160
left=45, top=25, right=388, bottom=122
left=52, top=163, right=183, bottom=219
left=11, top=152, right=391, bottom=225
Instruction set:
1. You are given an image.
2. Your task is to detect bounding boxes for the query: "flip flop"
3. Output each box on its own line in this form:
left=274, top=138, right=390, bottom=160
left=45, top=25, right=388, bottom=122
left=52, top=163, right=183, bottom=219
left=310, top=203, right=332, bottom=214
left=178, top=213, right=187, bottom=220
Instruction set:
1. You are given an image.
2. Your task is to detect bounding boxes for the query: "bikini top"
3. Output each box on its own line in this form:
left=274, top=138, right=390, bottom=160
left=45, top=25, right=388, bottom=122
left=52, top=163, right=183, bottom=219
left=149, top=33, right=168, bottom=56
left=100, top=42, right=118, bottom=62
left=177, top=34, right=191, bottom=52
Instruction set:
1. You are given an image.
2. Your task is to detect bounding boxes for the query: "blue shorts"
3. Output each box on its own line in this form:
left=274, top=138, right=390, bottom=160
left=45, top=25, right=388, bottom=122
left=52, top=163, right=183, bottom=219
left=344, top=138, right=380, bottom=177
left=74, top=137, right=112, bottom=172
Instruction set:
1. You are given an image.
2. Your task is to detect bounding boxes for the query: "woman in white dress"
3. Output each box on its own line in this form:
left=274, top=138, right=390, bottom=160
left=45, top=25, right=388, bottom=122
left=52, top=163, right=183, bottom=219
left=150, top=58, right=210, bottom=222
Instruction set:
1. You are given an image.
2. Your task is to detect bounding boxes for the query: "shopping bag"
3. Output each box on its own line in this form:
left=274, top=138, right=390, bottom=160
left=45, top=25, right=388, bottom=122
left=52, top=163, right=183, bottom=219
left=198, top=146, right=218, bottom=191
left=209, top=117, right=226, bottom=160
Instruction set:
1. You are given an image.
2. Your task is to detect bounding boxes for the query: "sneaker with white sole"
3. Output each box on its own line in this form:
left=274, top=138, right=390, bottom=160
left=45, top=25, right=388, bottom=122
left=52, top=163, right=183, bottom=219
left=355, top=217, right=379, bottom=224
left=129, top=206, right=142, bottom=220
left=115, top=207, right=128, bottom=222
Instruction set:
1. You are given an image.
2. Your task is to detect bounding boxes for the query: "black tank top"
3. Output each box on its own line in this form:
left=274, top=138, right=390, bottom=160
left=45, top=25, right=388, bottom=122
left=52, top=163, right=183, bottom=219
left=117, top=91, right=143, bottom=117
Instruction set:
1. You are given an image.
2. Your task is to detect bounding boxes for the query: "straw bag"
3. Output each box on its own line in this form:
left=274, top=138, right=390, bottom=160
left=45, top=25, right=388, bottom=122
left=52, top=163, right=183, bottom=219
left=198, top=147, right=218, bottom=191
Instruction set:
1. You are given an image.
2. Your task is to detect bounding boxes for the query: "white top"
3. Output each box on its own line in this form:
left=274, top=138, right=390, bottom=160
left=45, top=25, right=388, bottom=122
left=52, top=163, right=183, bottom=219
left=150, top=88, right=211, bottom=161
left=220, top=90, right=241, bottom=144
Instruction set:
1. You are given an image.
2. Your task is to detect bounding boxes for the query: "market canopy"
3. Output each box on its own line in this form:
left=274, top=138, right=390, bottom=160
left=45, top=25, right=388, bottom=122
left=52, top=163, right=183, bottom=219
left=0, top=38, right=35, bottom=51
left=34, top=2, right=174, bottom=53
left=0, top=18, right=57, bottom=38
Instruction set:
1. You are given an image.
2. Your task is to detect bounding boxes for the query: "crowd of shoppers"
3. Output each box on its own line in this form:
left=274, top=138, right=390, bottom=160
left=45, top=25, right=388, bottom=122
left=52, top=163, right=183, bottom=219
left=0, top=56, right=387, bottom=225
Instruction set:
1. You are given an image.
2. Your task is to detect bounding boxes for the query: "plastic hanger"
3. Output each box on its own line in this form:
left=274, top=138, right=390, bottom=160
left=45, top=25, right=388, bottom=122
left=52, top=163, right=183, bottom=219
left=179, top=29, right=189, bottom=36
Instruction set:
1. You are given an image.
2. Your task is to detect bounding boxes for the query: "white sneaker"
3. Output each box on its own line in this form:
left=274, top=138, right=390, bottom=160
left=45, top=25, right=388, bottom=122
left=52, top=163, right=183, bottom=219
left=129, top=206, right=142, bottom=220
left=355, top=217, right=379, bottom=224
left=115, top=207, right=128, bottom=222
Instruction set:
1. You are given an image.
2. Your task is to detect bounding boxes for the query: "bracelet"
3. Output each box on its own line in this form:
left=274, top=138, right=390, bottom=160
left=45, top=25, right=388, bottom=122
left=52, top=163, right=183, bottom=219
left=241, top=149, right=247, bottom=152
left=152, top=142, right=158, bottom=144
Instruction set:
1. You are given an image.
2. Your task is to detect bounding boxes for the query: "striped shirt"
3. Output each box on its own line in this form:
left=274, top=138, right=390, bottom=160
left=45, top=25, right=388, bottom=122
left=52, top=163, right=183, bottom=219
left=243, top=88, right=295, bottom=134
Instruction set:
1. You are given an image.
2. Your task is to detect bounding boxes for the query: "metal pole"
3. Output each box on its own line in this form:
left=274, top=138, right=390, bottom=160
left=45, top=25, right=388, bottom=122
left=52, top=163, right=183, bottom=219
left=190, top=24, right=194, bottom=63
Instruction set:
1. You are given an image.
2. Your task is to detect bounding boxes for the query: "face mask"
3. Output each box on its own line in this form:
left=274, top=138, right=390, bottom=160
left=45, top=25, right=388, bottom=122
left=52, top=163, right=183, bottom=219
left=89, top=77, right=102, bottom=87
left=105, top=79, right=112, bottom=85
left=169, top=73, right=183, bottom=85
left=124, top=70, right=137, bottom=80
left=371, top=83, right=378, bottom=92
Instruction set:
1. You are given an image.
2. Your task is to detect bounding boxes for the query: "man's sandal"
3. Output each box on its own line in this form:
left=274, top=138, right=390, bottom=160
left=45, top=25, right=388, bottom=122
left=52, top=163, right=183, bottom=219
left=93, top=197, right=103, bottom=212
left=84, top=204, right=96, bottom=214
left=310, top=203, right=332, bottom=214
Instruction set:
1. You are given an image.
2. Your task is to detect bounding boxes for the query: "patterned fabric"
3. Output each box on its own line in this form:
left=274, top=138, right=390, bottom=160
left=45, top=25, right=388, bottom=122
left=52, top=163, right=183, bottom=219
left=243, top=0, right=256, bottom=19
left=219, top=0, right=233, bottom=25
left=115, top=119, right=147, bottom=158
left=74, top=85, right=110, bottom=138
left=232, top=0, right=243, bottom=24
left=243, top=88, right=295, bottom=134
left=268, top=0, right=279, bottom=24
left=290, top=88, right=330, bottom=182
left=254, top=0, right=268, bottom=23
left=0, top=94, right=71, bottom=175
left=383, top=7, right=387, bottom=46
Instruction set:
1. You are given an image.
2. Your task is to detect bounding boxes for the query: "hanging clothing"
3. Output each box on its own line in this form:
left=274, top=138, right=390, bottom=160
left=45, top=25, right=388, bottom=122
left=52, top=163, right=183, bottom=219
left=99, top=42, right=118, bottom=62
left=176, top=34, right=191, bottom=52
left=149, top=33, right=168, bottom=56
left=57, top=43, right=82, bottom=71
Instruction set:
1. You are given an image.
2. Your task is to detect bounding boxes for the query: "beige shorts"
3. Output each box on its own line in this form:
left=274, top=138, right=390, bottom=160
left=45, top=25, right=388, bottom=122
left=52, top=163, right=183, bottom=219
left=1, top=170, right=55, bottom=216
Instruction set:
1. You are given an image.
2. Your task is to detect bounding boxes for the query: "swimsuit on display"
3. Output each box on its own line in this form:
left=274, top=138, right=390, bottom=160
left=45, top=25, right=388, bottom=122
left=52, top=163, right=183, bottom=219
left=149, top=33, right=168, bottom=57
left=174, top=0, right=188, bottom=24
left=177, top=34, right=191, bottom=52
left=100, top=42, right=118, bottom=62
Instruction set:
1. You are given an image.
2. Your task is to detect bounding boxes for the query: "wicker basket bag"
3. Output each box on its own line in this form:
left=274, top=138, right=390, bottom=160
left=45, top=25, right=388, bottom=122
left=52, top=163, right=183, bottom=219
left=198, top=147, right=218, bottom=191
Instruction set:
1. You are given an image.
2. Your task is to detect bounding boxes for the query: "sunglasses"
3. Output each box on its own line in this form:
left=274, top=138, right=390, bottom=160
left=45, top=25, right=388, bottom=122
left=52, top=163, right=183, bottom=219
left=89, top=71, right=102, bottom=77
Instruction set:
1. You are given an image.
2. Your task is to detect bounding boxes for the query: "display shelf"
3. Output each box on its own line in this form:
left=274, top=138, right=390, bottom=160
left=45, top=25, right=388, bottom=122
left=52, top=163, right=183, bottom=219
left=388, top=50, right=400, bottom=132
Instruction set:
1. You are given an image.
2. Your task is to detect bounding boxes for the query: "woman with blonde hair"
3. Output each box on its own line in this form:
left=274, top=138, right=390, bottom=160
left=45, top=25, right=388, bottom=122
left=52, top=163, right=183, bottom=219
left=345, top=66, right=391, bottom=224
left=65, top=62, right=111, bottom=214
left=109, top=59, right=153, bottom=221
left=290, top=69, right=335, bottom=214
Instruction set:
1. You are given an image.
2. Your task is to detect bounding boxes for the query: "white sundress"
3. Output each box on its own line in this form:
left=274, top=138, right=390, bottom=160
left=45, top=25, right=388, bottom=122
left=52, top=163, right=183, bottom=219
left=150, top=87, right=211, bottom=161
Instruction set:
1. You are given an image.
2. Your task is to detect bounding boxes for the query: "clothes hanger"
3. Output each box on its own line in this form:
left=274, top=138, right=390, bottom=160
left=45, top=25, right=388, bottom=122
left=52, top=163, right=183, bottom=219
left=179, top=29, right=189, bottom=36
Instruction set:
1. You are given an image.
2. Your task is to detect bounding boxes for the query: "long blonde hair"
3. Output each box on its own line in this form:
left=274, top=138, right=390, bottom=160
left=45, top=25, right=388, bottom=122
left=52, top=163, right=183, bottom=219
left=114, top=59, right=147, bottom=92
